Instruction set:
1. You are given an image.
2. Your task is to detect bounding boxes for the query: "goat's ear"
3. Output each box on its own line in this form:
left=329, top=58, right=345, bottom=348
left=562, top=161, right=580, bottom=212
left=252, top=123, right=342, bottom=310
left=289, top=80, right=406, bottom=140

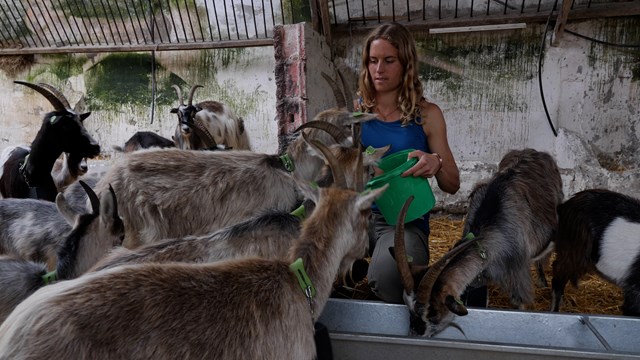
left=170, top=108, right=178, bottom=114
left=55, top=192, right=78, bottom=226
left=292, top=176, right=319, bottom=204
left=79, top=112, right=91, bottom=121
left=356, top=184, right=387, bottom=211
left=445, top=295, right=469, bottom=316
left=99, top=188, right=117, bottom=223
left=363, top=145, right=392, bottom=166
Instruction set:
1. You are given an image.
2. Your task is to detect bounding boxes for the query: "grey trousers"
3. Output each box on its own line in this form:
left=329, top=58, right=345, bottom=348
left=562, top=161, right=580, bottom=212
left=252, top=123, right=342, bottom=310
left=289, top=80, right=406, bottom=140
left=367, top=213, right=430, bottom=304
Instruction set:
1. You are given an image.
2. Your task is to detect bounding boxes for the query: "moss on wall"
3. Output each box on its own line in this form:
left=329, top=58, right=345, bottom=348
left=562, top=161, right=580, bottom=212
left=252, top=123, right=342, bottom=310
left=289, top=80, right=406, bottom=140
left=416, top=28, right=541, bottom=112
left=48, top=55, right=87, bottom=79
left=85, top=52, right=178, bottom=110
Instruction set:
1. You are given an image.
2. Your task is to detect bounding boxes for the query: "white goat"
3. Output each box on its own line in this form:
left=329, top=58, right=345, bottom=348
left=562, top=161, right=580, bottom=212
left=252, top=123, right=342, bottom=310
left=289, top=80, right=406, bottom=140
left=394, top=148, right=563, bottom=337
left=93, top=109, right=380, bottom=248
left=551, top=189, right=640, bottom=316
left=0, top=178, right=386, bottom=359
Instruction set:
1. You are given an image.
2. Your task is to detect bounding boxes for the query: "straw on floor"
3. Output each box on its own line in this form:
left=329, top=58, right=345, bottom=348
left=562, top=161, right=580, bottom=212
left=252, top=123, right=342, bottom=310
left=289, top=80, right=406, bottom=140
left=333, top=215, right=623, bottom=316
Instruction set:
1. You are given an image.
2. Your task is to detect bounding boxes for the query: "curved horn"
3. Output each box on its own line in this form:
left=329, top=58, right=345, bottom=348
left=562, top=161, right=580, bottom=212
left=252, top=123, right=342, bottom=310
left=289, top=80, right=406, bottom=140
left=78, top=180, right=100, bottom=215
left=193, top=118, right=218, bottom=149
left=321, top=72, right=347, bottom=109
left=355, top=142, right=364, bottom=192
left=172, top=85, right=184, bottom=105
left=395, top=196, right=416, bottom=295
left=108, top=184, right=119, bottom=219
left=415, top=237, right=478, bottom=306
left=14, top=81, right=66, bottom=112
left=301, top=131, right=347, bottom=188
left=294, top=120, right=349, bottom=145
left=37, top=83, right=71, bottom=109
left=187, top=84, right=204, bottom=106
left=351, top=123, right=362, bottom=149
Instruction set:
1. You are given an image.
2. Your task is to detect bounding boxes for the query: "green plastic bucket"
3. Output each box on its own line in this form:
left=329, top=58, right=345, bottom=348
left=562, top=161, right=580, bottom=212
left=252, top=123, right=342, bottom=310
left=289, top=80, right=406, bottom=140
left=365, top=149, right=436, bottom=225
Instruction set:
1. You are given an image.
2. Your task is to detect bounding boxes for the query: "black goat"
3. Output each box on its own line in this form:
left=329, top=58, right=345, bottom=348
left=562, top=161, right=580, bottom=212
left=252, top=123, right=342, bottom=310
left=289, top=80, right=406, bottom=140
left=0, top=81, right=100, bottom=201
left=112, top=131, right=175, bottom=153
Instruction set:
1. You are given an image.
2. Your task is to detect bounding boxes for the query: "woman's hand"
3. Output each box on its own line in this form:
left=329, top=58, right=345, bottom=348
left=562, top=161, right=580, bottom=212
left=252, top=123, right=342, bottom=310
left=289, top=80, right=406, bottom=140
left=402, top=150, right=442, bottom=178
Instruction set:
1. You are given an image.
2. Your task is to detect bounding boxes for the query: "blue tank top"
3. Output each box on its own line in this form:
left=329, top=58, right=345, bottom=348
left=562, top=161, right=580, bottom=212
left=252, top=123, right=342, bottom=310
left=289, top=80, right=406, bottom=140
left=361, top=118, right=430, bottom=155
left=361, top=116, right=431, bottom=235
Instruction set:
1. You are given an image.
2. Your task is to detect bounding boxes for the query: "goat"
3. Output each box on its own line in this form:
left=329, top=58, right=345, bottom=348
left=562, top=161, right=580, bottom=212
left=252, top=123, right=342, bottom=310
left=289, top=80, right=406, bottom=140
left=394, top=148, right=563, bottom=337
left=0, top=81, right=100, bottom=202
left=112, top=131, right=175, bottom=153
left=0, top=181, right=124, bottom=323
left=93, top=109, right=381, bottom=248
left=171, top=84, right=250, bottom=151
left=551, top=189, right=640, bottom=316
left=0, top=181, right=123, bottom=274
left=91, top=139, right=380, bottom=272
left=0, top=174, right=387, bottom=359
left=1, top=147, right=86, bottom=195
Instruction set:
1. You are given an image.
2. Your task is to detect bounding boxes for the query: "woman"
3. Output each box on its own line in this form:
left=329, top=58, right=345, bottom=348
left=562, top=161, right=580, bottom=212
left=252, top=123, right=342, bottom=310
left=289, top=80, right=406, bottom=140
left=356, top=22, right=460, bottom=304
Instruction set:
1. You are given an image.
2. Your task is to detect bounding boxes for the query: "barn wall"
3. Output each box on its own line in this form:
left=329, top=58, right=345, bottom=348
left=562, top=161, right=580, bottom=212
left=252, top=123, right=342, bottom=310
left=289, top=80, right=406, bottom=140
left=0, top=47, right=279, bottom=155
left=0, top=17, right=638, bottom=213
left=327, top=17, right=640, bottom=211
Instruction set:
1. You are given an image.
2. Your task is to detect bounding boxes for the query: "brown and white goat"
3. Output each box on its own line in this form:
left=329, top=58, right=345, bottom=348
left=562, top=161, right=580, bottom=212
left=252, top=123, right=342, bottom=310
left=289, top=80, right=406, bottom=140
left=0, top=177, right=386, bottom=359
left=0, top=81, right=100, bottom=201
left=395, top=148, right=563, bottom=337
left=93, top=109, right=382, bottom=248
left=171, top=84, right=250, bottom=151
left=551, top=189, right=640, bottom=316
left=0, top=181, right=124, bottom=323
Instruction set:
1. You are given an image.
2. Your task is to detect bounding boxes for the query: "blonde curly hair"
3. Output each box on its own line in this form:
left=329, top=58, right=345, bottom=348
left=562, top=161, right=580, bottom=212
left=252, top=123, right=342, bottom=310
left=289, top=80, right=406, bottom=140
left=357, top=23, right=424, bottom=125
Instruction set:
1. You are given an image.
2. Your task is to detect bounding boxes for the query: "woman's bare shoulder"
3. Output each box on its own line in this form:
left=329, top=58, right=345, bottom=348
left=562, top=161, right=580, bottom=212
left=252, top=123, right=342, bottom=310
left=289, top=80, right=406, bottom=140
left=419, top=99, right=445, bottom=126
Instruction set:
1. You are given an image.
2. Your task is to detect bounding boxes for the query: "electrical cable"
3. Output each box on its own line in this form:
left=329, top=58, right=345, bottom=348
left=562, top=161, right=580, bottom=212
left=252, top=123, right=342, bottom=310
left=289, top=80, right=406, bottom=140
left=537, top=0, right=559, bottom=137
left=539, top=11, right=640, bottom=138
left=564, top=28, right=640, bottom=48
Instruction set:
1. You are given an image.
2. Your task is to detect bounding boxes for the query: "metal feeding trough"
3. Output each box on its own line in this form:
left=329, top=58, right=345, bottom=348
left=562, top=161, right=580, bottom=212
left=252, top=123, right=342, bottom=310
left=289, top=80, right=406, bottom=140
left=318, top=298, right=640, bottom=359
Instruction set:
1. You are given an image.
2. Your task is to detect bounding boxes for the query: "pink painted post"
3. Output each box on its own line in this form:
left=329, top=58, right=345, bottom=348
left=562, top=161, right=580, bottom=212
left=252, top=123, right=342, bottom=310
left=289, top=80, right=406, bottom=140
left=273, top=23, right=308, bottom=154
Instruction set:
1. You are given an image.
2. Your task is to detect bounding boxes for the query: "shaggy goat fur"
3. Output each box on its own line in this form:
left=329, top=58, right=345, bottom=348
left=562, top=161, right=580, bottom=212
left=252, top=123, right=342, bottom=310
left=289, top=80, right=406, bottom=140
left=395, top=148, right=563, bottom=337
left=0, top=181, right=386, bottom=360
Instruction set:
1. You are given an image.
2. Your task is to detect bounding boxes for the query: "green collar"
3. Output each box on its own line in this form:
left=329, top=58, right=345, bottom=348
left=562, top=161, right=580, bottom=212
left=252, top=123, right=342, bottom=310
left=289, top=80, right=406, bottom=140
left=289, top=257, right=316, bottom=298
left=279, top=154, right=295, bottom=172
left=465, top=232, right=487, bottom=261
left=290, top=204, right=306, bottom=219
left=42, top=270, right=57, bottom=285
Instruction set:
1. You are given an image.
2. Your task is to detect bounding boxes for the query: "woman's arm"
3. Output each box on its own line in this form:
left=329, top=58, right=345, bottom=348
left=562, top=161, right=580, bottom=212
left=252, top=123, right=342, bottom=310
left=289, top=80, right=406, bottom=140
left=402, top=101, right=460, bottom=194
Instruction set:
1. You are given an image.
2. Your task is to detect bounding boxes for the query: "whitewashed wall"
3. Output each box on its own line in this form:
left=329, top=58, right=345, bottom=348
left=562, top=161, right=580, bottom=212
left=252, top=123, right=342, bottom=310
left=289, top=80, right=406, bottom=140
left=0, top=47, right=278, bottom=156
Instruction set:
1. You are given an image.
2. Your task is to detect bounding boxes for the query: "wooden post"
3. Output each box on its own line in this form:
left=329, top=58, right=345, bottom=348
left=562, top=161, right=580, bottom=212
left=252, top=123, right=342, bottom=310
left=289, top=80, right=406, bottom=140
left=552, top=0, right=574, bottom=46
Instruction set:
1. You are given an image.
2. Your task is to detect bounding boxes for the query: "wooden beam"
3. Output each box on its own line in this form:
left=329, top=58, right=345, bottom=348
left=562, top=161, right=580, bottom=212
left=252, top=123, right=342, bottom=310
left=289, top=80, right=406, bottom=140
left=552, top=0, right=574, bottom=46
left=0, top=39, right=274, bottom=55
left=332, top=1, right=640, bottom=36
left=319, top=0, right=332, bottom=48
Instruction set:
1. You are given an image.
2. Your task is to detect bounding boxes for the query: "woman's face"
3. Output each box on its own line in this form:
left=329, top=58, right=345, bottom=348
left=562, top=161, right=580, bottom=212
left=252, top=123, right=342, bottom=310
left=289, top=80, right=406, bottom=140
left=367, top=39, right=404, bottom=94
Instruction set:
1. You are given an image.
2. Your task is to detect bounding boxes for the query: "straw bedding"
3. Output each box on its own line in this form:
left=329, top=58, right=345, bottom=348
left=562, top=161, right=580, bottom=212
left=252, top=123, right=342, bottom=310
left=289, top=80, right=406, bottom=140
left=334, top=215, right=623, bottom=316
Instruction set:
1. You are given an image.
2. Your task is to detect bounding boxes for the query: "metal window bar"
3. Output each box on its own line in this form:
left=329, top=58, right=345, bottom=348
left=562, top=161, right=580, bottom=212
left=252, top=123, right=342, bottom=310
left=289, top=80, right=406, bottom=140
left=0, top=0, right=634, bottom=55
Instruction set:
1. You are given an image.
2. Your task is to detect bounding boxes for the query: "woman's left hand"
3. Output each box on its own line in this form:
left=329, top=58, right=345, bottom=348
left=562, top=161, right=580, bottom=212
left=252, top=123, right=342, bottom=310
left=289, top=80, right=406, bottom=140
left=401, top=150, right=442, bottom=178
